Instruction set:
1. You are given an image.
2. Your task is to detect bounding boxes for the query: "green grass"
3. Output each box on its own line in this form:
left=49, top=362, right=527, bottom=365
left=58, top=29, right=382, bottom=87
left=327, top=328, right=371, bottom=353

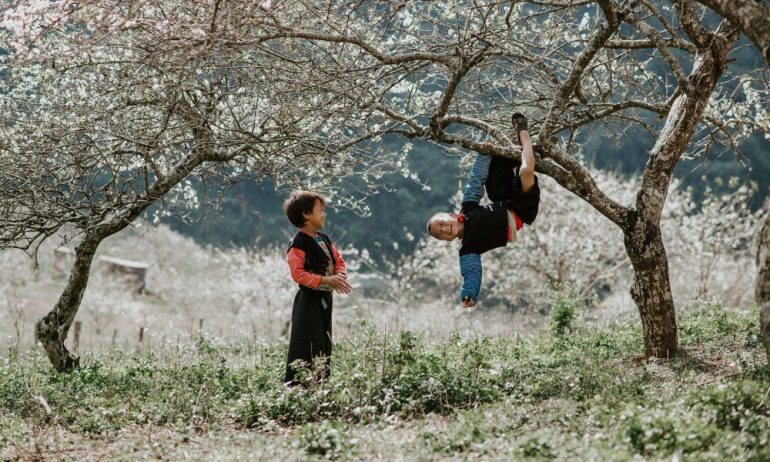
left=1, top=304, right=769, bottom=461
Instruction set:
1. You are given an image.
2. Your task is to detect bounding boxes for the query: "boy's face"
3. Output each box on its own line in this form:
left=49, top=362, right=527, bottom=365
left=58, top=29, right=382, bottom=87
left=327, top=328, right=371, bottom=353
left=303, top=199, right=326, bottom=230
left=429, top=213, right=461, bottom=241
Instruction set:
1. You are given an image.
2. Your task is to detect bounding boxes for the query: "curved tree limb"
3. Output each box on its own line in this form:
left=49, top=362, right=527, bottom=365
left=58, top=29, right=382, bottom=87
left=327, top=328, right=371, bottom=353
left=697, top=0, right=770, bottom=67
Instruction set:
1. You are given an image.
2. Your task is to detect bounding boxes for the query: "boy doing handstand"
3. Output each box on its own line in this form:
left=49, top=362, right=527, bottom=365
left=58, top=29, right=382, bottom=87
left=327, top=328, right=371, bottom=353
left=426, top=113, right=540, bottom=307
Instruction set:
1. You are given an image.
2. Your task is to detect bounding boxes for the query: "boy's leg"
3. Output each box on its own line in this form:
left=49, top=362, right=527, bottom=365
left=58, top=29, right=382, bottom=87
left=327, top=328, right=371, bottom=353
left=517, top=130, right=536, bottom=193
left=284, top=291, right=327, bottom=385
left=505, top=111, right=539, bottom=224
left=485, top=156, right=520, bottom=203
left=511, top=112, right=536, bottom=193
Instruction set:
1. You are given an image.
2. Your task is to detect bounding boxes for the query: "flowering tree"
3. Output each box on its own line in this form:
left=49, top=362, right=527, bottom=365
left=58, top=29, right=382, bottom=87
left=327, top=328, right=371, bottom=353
left=248, top=0, right=769, bottom=357
left=0, top=1, right=399, bottom=371
left=2, top=1, right=768, bottom=370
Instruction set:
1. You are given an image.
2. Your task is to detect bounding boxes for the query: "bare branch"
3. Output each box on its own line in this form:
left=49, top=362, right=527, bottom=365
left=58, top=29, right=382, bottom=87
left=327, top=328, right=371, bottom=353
left=538, top=0, right=628, bottom=141
left=673, top=0, right=716, bottom=49
left=626, top=10, right=695, bottom=94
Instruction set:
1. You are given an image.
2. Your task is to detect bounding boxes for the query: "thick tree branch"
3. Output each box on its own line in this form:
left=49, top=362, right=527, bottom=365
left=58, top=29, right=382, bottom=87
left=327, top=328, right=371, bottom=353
left=636, top=29, right=738, bottom=224
left=259, top=27, right=455, bottom=67
left=673, top=0, right=716, bottom=49
left=697, top=0, right=770, bottom=67
left=441, top=115, right=515, bottom=146
left=605, top=38, right=697, bottom=52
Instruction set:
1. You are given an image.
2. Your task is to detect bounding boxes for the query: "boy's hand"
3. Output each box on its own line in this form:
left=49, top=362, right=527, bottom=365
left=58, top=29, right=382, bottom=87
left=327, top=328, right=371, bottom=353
left=462, top=296, right=476, bottom=308
left=323, top=274, right=352, bottom=294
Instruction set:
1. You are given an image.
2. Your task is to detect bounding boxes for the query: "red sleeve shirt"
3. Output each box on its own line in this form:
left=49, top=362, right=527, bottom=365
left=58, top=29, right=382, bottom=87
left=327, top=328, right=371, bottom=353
left=287, top=248, right=321, bottom=288
left=287, top=244, right=347, bottom=289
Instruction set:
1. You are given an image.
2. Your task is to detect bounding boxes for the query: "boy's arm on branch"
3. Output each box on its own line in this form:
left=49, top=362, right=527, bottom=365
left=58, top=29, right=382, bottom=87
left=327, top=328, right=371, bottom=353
left=462, top=153, right=491, bottom=205
left=459, top=253, right=482, bottom=305
left=287, top=248, right=322, bottom=288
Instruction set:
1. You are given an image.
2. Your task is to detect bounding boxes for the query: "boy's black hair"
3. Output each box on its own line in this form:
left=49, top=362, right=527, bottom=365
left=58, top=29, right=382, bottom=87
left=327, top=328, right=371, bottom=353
left=284, top=191, right=326, bottom=228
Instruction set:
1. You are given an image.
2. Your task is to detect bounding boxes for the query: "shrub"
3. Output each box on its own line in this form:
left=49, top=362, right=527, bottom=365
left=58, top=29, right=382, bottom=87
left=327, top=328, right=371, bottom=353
left=519, top=433, right=555, bottom=458
left=295, top=421, right=352, bottom=459
left=617, top=404, right=718, bottom=456
left=549, top=288, right=580, bottom=337
left=695, top=381, right=770, bottom=440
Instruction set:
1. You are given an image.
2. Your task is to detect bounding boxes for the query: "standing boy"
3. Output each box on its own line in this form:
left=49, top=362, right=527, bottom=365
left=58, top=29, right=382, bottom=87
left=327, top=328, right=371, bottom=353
left=283, top=191, right=351, bottom=386
left=426, top=112, right=540, bottom=307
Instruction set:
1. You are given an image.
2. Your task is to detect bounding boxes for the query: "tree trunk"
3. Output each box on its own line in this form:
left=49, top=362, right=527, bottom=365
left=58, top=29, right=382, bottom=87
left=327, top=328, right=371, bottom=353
left=624, top=216, right=678, bottom=358
left=33, top=146, right=209, bottom=371
left=35, top=234, right=101, bottom=372
left=621, top=25, right=737, bottom=358
left=756, top=204, right=770, bottom=365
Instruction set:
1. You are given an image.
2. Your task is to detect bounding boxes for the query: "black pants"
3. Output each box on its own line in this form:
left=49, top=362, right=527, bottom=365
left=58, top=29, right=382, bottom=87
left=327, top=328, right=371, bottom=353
left=284, top=289, right=333, bottom=385
left=505, top=175, right=540, bottom=225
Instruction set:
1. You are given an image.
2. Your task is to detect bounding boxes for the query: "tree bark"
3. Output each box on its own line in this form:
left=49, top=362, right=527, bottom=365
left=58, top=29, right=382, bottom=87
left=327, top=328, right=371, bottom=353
left=756, top=204, right=770, bottom=365
left=696, top=0, right=770, bottom=67
left=624, top=216, right=678, bottom=358
left=35, top=234, right=101, bottom=372
left=621, top=24, right=738, bottom=358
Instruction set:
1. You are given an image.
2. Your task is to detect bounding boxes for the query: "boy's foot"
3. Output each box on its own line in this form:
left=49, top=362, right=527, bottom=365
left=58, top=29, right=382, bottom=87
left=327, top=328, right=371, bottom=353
left=511, top=112, right=528, bottom=131
left=511, top=112, right=528, bottom=143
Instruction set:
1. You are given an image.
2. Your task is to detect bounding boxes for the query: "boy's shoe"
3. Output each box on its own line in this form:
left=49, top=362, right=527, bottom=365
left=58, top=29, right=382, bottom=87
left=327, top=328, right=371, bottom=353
left=511, top=112, right=528, bottom=131
left=511, top=112, right=528, bottom=143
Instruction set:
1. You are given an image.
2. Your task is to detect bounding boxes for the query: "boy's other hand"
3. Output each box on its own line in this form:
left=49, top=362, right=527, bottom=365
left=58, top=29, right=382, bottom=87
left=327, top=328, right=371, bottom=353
left=324, top=274, right=352, bottom=294
left=462, top=296, right=476, bottom=308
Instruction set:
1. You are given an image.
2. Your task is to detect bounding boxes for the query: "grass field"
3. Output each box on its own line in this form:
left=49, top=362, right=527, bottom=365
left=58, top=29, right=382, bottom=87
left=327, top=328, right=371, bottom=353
left=2, top=304, right=769, bottom=461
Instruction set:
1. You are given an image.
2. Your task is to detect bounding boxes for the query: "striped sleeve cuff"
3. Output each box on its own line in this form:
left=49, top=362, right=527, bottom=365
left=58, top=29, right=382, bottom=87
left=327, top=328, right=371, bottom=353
left=459, top=253, right=482, bottom=302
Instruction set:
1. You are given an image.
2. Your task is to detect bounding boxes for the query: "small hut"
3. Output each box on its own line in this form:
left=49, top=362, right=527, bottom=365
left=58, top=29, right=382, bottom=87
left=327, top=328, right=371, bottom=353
left=98, top=255, right=150, bottom=291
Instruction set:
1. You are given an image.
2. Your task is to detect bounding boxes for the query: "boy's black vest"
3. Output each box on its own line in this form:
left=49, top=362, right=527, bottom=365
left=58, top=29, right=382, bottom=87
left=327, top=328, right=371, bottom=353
left=459, top=201, right=509, bottom=257
left=485, top=156, right=520, bottom=202
left=460, top=159, right=540, bottom=257
left=288, top=231, right=336, bottom=292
